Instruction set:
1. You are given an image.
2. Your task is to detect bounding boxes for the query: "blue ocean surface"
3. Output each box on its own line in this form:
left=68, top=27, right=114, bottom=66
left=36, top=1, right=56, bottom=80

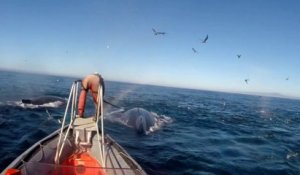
left=1, top=70, right=300, bottom=175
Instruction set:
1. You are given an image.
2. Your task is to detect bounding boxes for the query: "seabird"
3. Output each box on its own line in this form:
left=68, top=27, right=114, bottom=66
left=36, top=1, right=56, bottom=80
left=202, top=35, right=208, bottom=43
left=245, top=79, right=249, bottom=84
left=192, top=48, right=198, bottom=53
left=237, top=54, right=241, bottom=59
left=286, top=77, right=289, bottom=80
left=152, top=28, right=166, bottom=35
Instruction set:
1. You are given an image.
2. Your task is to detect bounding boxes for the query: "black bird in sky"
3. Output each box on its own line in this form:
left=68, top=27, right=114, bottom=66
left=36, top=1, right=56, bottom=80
left=152, top=28, right=166, bottom=35
left=286, top=77, right=289, bottom=81
left=192, top=48, right=198, bottom=53
left=237, top=54, right=241, bottom=59
left=202, top=35, right=208, bottom=43
left=245, top=79, right=249, bottom=84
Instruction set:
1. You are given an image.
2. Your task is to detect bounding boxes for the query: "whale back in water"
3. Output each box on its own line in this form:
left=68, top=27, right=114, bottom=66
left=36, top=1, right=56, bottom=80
left=124, top=108, right=156, bottom=134
left=21, top=96, right=66, bottom=105
left=108, top=107, right=156, bottom=134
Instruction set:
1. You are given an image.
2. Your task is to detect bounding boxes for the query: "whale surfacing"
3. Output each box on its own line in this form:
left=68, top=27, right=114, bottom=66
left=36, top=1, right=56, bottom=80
left=108, top=107, right=156, bottom=134
left=21, top=96, right=66, bottom=106
left=125, top=108, right=156, bottom=134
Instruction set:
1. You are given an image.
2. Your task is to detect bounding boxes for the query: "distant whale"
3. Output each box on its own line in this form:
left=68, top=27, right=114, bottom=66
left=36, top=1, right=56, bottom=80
left=21, top=96, right=66, bottom=106
left=108, top=108, right=156, bottom=134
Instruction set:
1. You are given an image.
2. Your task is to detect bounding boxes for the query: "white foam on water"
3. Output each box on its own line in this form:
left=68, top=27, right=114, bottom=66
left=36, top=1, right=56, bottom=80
left=286, top=152, right=298, bottom=160
left=148, top=112, right=173, bottom=133
left=5, top=100, right=63, bottom=109
left=39, top=101, right=64, bottom=108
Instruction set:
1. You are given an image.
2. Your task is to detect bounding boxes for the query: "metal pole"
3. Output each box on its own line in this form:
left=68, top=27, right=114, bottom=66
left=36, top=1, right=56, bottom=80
left=58, top=81, right=81, bottom=161
left=100, top=86, right=105, bottom=167
left=54, top=83, right=74, bottom=164
left=96, top=85, right=105, bottom=167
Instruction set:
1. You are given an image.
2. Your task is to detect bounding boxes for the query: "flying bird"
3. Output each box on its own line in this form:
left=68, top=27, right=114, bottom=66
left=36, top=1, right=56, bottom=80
left=286, top=77, right=289, bottom=81
left=237, top=54, right=241, bottom=59
left=202, top=35, right=208, bottom=43
left=152, top=28, right=166, bottom=35
left=245, top=79, right=249, bottom=84
left=192, top=48, right=198, bottom=53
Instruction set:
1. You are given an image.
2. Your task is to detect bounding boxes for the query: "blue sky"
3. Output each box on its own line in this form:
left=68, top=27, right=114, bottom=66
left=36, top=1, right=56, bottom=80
left=0, top=0, right=300, bottom=98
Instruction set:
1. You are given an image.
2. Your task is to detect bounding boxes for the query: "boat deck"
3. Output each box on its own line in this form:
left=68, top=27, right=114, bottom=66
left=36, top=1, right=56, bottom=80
left=3, top=118, right=145, bottom=175
left=2, top=80, right=147, bottom=175
left=72, top=117, right=97, bottom=131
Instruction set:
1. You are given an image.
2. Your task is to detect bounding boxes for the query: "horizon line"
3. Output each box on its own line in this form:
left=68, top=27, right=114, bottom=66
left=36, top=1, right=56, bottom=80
left=1, top=68, right=299, bottom=100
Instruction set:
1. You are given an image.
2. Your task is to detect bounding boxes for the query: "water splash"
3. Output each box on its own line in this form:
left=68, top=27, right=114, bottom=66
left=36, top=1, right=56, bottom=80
left=5, top=100, right=64, bottom=109
left=148, top=112, right=173, bottom=133
left=286, top=152, right=298, bottom=160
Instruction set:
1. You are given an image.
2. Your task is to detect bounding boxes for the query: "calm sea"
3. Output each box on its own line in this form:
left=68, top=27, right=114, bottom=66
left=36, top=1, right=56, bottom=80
left=0, top=70, right=300, bottom=175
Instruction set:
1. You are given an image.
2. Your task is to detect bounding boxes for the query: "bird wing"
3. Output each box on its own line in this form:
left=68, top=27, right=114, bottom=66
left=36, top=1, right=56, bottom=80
left=203, top=35, right=208, bottom=42
left=152, top=28, right=157, bottom=33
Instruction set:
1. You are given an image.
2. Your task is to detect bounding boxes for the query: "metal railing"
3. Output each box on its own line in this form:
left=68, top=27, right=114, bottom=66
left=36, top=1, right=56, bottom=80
left=54, top=80, right=106, bottom=167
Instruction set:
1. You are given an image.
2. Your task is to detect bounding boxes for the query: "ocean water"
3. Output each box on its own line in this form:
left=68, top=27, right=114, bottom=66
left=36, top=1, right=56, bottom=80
left=1, top=70, right=300, bottom=175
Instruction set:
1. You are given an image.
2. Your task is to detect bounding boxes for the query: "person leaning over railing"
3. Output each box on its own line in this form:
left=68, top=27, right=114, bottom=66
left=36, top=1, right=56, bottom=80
left=77, top=72, right=105, bottom=118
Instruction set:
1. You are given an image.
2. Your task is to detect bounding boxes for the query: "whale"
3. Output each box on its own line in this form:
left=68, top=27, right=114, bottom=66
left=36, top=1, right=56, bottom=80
left=108, top=108, right=156, bottom=134
left=21, top=96, right=66, bottom=106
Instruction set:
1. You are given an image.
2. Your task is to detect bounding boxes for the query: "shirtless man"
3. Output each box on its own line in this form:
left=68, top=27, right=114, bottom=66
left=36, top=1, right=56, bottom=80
left=77, top=73, right=105, bottom=117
